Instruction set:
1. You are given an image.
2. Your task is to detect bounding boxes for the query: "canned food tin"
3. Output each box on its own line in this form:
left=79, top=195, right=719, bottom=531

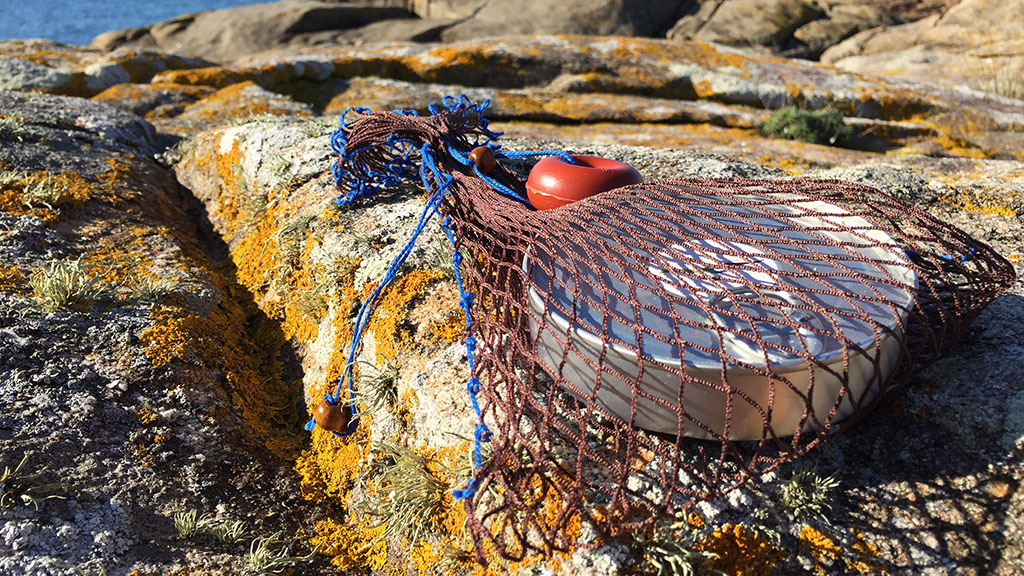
left=525, top=187, right=918, bottom=439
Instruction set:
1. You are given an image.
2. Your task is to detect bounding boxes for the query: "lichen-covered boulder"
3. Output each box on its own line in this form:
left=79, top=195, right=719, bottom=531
left=168, top=102, right=1023, bottom=573
left=0, top=40, right=211, bottom=97
left=0, top=91, right=326, bottom=575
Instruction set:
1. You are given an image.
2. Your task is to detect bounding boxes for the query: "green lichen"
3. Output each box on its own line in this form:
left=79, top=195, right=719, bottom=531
left=127, top=274, right=179, bottom=301
left=360, top=441, right=448, bottom=547
left=0, top=115, right=28, bottom=142
left=355, top=359, right=399, bottom=415
left=248, top=532, right=318, bottom=575
left=173, top=509, right=217, bottom=540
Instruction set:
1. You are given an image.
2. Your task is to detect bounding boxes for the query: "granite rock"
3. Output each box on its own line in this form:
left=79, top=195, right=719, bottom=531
left=821, top=0, right=1024, bottom=93
left=89, top=1, right=417, bottom=63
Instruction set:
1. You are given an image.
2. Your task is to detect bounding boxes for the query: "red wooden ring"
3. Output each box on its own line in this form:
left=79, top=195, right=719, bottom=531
left=526, top=154, right=643, bottom=210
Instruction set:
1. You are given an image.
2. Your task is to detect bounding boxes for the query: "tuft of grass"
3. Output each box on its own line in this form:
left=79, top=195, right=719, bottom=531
left=173, top=509, right=218, bottom=539
left=0, top=169, right=28, bottom=189
left=780, top=467, right=840, bottom=524
left=423, top=233, right=458, bottom=278
left=0, top=116, right=28, bottom=142
left=362, top=441, right=447, bottom=546
left=213, top=518, right=249, bottom=544
left=632, top=512, right=721, bottom=576
left=0, top=453, right=67, bottom=510
left=30, top=256, right=106, bottom=313
left=247, top=533, right=318, bottom=575
left=127, top=274, right=179, bottom=301
left=761, top=105, right=853, bottom=146
left=355, top=360, right=399, bottom=414
left=21, top=174, right=72, bottom=210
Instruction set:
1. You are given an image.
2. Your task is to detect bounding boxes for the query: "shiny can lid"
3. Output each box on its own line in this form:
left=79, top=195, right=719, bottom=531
left=525, top=187, right=918, bottom=370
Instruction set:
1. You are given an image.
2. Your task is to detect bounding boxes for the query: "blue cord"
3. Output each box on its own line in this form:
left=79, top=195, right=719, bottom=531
left=318, top=95, right=571, bottom=496
left=441, top=214, right=493, bottom=500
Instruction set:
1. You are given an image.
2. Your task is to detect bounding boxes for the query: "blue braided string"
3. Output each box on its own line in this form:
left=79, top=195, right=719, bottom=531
left=446, top=146, right=575, bottom=206
left=320, top=94, right=571, bottom=496
left=441, top=215, right=493, bottom=500
left=304, top=141, right=451, bottom=436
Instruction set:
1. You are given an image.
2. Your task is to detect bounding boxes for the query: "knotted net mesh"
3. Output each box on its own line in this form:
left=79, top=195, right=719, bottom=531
left=331, top=99, right=1015, bottom=561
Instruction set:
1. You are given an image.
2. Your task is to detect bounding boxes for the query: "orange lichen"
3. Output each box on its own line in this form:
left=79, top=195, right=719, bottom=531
left=0, top=266, right=26, bottom=292
left=848, top=529, right=888, bottom=574
left=136, top=407, right=158, bottom=425
left=294, top=418, right=371, bottom=505
left=686, top=512, right=706, bottom=529
left=426, top=309, right=466, bottom=345
left=139, top=281, right=305, bottom=458
left=695, top=524, right=783, bottom=576
left=175, top=81, right=312, bottom=129
left=152, top=66, right=251, bottom=88
left=756, top=154, right=808, bottom=174
left=91, top=81, right=214, bottom=106
left=365, top=268, right=443, bottom=363
left=933, top=134, right=989, bottom=159
left=0, top=170, right=94, bottom=220
left=799, top=526, right=842, bottom=575
left=937, top=189, right=1017, bottom=217
left=280, top=262, right=328, bottom=343
left=310, top=516, right=387, bottom=571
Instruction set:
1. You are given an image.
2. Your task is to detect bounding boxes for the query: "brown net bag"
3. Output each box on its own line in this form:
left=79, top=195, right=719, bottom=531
left=325, top=98, right=1015, bottom=560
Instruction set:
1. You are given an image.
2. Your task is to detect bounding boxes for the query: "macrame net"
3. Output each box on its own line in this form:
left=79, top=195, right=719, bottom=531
left=329, top=98, right=1015, bottom=561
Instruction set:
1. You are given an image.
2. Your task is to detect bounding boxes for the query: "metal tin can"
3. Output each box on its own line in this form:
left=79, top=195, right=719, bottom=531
left=525, top=186, right=918, bottom=439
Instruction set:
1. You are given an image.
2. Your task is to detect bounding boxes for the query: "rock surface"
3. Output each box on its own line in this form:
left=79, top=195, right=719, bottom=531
left=89, top=1, right=417, bottom=63
left=83, top=0, right=1019, bottom=101
left=0, top=91, right=327, bottom=574
left=2, top=2, right=1024, bottom=574
left=822, top=0, right=1024, bottom=96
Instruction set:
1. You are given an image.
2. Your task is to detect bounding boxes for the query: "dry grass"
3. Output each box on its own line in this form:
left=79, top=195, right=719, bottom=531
left=30, top=256, right=107, bottom=312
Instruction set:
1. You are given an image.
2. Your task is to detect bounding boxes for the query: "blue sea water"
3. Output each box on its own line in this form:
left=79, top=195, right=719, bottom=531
left=0, top=0, right=261, bottom=47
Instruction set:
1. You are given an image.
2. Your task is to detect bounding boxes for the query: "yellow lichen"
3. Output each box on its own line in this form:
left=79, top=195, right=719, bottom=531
left=0, top=266, right=26, bottom=292
left=937, top=189, right=1017, bottom=217
left=695, top=524, right=783, bottom=576
left=799, top=525, right=843, bottom=575
left=365, top=269, right=443, bottom=363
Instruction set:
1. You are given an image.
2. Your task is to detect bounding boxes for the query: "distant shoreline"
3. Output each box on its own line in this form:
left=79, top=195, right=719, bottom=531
left=3, top=0, right=257, bottom=47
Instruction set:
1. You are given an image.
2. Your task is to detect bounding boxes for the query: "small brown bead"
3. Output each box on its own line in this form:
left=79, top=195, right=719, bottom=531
left=468, top=146, right=497, bottom=174
left=314, top=398, right=350, bottom=432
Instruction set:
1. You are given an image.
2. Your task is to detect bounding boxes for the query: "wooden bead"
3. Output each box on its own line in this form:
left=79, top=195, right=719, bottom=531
left=314, top=397, right=350, bottom=432
left=468, top=146, right=497, bottom=174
